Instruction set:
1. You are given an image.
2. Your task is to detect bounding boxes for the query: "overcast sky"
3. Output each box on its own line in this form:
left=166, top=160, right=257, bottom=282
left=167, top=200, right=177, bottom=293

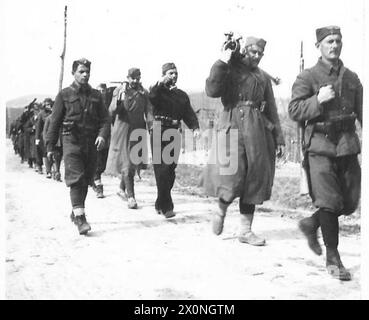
left=0, top=0, right=366, bottom=102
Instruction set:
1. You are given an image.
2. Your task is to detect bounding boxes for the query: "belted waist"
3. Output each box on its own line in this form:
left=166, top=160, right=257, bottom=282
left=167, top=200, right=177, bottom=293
left=312, top=114, right=356, bottom=143
left=313, top=114, right=356, bottom=134
left=154, top=115, right=180, bottom=128
left=237, top=100, right=266, bottom=112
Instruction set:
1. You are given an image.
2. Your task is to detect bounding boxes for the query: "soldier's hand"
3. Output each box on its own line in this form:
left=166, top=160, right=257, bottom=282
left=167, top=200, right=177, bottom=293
left=35, top=139, right=40, bottom=145
left=160, top=75, right=172, bottom=87
left=317, top=85, right=336, bottom=104
left=47, top=151, right=54, bottom=161
left=220, top=43, right=233, bottom=63
left=276, top=145, right=285, bottom=158
left=95, top=136, right=105, bottom=151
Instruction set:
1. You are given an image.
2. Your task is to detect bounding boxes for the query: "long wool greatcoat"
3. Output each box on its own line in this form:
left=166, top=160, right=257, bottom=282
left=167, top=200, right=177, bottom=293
left=105, top=82, right=153, bottom=176
left=203, top=59, right=285, bottom=205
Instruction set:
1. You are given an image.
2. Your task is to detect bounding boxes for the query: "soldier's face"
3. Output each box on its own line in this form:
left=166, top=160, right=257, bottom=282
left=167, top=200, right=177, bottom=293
left=318, top=34, right=342, bottom=61
left=164, top=68, right=178, bottom=86
left=128, top=75, right=141, bottom=89
left=73, top=65, right=90, bottom=85
left=242, top=45, right=264, bottom=69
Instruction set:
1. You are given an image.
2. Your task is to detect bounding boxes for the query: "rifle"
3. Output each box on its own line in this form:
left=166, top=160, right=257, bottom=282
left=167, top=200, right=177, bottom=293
left=298, top=41, right=309, bottom=195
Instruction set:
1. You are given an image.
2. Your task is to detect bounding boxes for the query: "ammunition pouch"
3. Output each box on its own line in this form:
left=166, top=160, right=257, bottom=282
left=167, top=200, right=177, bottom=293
left=62, top=121, right=76, bottom=136
left=312, top=113, right=356, bottom=144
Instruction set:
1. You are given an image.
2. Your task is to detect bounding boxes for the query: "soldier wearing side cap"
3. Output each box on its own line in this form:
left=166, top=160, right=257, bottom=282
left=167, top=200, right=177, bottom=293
left=289, top=26, right=362, bottom=281
left=46, top=58, right=111, bottom=235
left=203, top=36, right=285, bottom=246
left=36, top=98, right=53, bottom=178
left=148, top=63, right=200, bottom=219
left=106, top=68, right=153, bottom=209
left=91, top=83, right=110, bottom=198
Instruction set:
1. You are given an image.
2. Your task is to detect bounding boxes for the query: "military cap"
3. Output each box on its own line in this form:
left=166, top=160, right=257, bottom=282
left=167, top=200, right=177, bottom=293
left=127, top=68, right=141, bottom=78
left=72, top=57, right=91, bottom=72
left=316, top=26, right=342, bottom=43
left=43, top=98, right=53, bottom=105
left=162, top=62, right=177, bottom=75
left=245, top=37, right=267, bottom=50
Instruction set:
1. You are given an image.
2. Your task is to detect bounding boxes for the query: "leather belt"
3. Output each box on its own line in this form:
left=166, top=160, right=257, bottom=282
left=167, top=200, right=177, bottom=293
left=154, top=115, right=180, bottom=128
left=238, top=100, right=266, bottom=112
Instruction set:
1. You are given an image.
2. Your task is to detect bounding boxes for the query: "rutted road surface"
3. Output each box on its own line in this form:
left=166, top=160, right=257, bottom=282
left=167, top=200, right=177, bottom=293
left=5, top=140, right=360, bottom=299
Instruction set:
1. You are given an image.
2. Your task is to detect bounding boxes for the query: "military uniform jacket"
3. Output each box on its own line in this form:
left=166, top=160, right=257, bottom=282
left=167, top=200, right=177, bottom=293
left=35, top=110, right=51, bottom=141
left=203, top=59, right=284, bottom=204
left=148, top=82, right=200, bottom=131
left=289, top=58, right=363, bottom=157
left=46, top=82, right=110, bottom=152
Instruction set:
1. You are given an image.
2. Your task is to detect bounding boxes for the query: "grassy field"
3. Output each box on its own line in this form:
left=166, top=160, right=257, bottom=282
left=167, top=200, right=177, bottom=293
left=138, top=160, right=360, bottom=234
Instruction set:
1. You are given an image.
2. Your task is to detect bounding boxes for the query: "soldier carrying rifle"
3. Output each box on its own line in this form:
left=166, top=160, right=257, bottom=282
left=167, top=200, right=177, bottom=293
left=289, top=26, right=363, bottom=281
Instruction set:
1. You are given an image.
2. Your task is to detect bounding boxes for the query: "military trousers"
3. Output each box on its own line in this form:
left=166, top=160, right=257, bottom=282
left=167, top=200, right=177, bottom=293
left=94, top=146, right=109, bottom=181
left=308, top=153, right=361, bottom=215
left=150, top=129, right=180, bottom=213
left=63, top=134, right=98, bottom=209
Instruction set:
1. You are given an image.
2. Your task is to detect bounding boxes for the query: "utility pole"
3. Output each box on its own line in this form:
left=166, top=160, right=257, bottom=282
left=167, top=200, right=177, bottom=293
left=58, top=5, right=67, bottom=92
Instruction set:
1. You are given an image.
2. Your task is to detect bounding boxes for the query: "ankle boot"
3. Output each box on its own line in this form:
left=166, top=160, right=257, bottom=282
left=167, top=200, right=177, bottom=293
left=74, top=214, right=91, bottom=235
left=212, top=200, right=228, bottom=235
left=326, top=247, right=351, bottom=281
left=238, top=213, right=265, bottom=246
left=298, top=211, right=322, bottom=255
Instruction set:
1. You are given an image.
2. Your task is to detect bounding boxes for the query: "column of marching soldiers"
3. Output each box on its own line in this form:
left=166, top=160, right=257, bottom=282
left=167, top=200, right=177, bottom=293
left=9, top=98, right=62, bottom=181
left=7, top=26, right=363, bottom=282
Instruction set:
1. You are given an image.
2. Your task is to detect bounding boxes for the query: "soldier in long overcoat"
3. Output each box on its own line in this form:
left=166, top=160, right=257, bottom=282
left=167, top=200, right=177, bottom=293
left=288, top=26, right=362, bottom=281
left=203, top=36, right=285, bottom=246
left=106, top=68, right=153, bottom=209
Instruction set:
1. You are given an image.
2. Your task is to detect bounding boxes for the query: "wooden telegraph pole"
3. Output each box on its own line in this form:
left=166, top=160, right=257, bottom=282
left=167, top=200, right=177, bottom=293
left=58, top=5, right=67, bottom=92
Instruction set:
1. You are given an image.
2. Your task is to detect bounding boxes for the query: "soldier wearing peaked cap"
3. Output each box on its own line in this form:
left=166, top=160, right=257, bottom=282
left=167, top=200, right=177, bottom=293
left=288, top=26, right=362, bottom=281
left=203, top=35, right=285, bottom=246
left=46, top=58, right=111, bottom=235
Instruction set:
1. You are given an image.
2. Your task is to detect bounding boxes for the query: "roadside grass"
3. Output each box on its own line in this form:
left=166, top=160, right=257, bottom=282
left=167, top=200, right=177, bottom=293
left=138, top=162, right=360, bottom=235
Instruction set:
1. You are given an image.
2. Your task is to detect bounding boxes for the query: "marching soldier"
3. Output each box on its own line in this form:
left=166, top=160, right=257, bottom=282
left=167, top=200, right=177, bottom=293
left=289, top=26, right=362, bottom=281
left=149, top=63, right=200, bottom=218
left=203, top=36, right=285, bottom=245
left=46, top=58, right=111, bottom=235
left=92, top=83, right=110, bottom=198
left=106, top=68, right=153, bottom=209
left=36, top=98, right=53, bottom=178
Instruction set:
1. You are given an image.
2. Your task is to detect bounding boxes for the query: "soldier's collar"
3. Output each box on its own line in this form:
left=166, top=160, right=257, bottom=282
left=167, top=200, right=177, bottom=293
left=318, top=58, right=343, bottom=76
left=71, top=81, right=92, bottom=93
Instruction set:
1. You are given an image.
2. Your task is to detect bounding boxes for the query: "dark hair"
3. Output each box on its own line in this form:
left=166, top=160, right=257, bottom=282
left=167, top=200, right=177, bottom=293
left=72, top=58, right=91, bottom=73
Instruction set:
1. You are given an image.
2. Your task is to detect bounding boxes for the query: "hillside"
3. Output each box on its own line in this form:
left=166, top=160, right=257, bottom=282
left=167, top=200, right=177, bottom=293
left=6, top=94, right=55, bottom=109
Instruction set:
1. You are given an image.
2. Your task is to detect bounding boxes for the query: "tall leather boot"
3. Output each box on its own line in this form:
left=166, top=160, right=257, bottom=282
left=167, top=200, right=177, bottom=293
left=319, top=210, right=351, bottom=281
left=212, top=199, right=228, bottom=235
left=298, top=210, right=322, bottom=255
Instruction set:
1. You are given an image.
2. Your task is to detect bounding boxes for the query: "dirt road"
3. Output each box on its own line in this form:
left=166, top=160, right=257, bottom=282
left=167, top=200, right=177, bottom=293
left=5, top=140, right=361, bottom=299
